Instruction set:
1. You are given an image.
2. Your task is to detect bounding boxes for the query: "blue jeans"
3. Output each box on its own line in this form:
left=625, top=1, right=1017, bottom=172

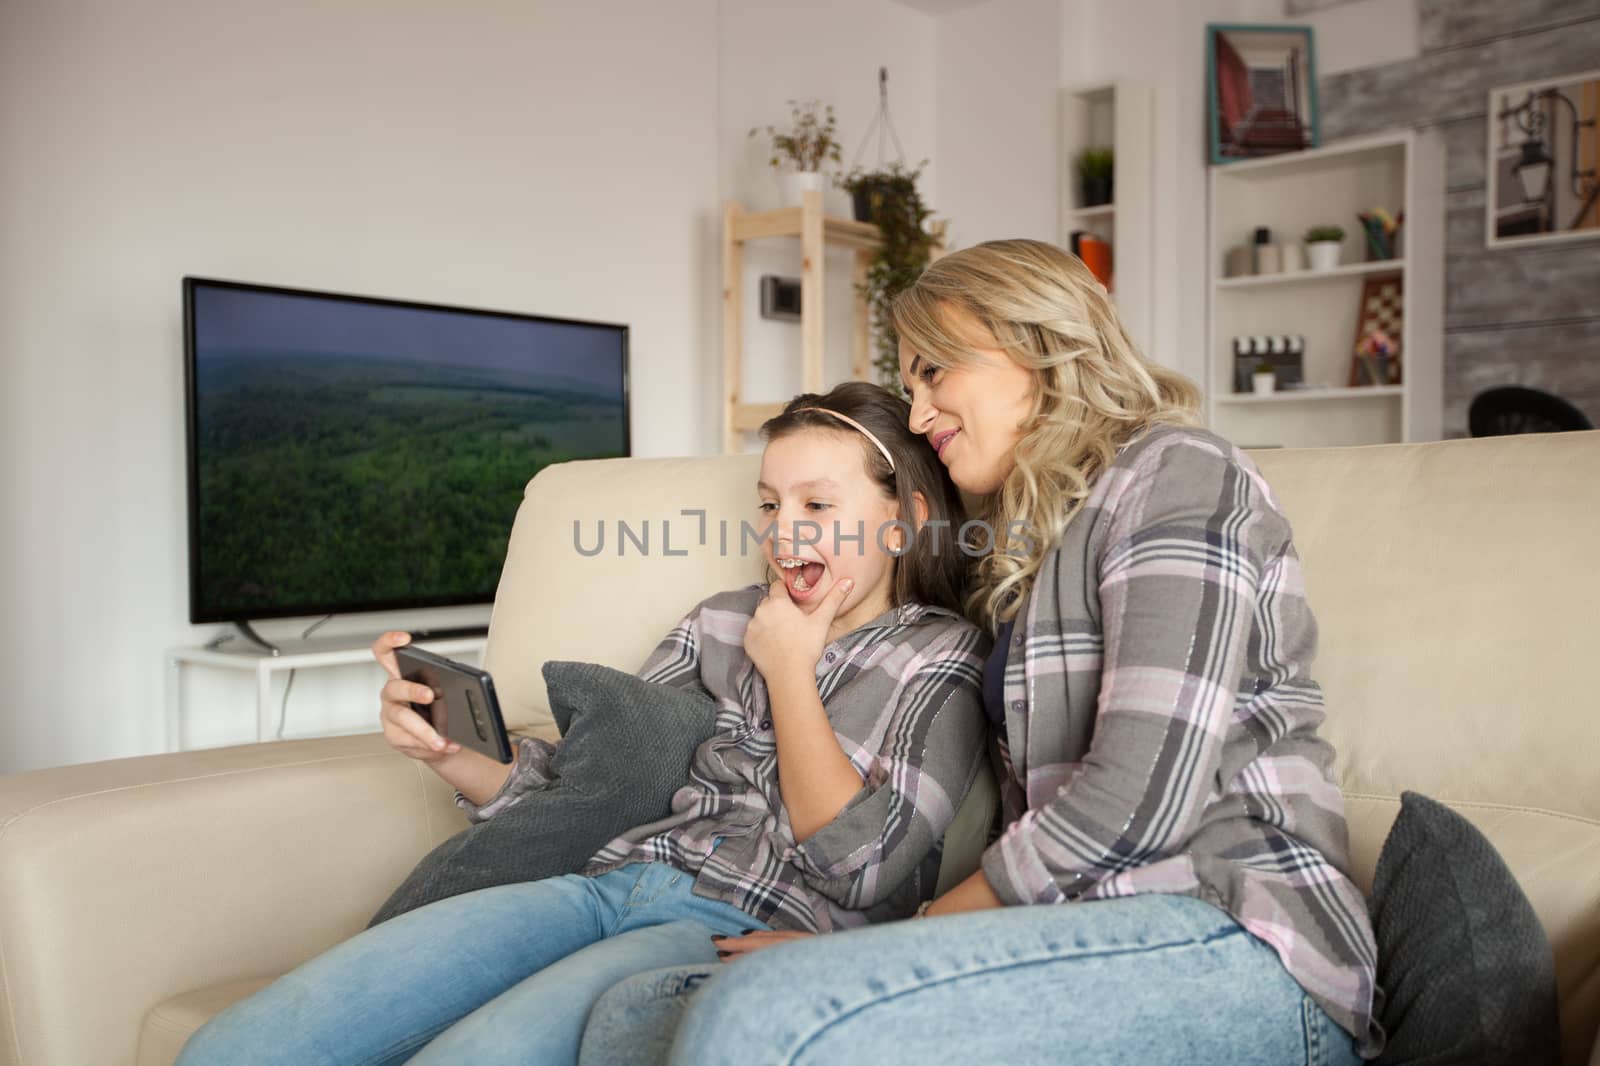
left=582, top=893, right=1368, bottom=1066
left=176, top=863, right=767, bottom=1066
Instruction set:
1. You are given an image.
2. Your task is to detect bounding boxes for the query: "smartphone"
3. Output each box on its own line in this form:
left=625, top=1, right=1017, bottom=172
left=393, top=645, right=514, bottom=764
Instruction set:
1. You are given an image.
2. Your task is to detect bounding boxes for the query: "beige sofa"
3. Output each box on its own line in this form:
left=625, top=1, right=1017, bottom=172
left=2, top=432, right=1598, bottom=1066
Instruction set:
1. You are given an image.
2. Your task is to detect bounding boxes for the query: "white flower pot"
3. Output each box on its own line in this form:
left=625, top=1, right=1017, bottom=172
left=1306, top=241, right=1342, bottom=271
left=1252, top=370, right=1277, bottom=395
left=781, top=170, right=827, bottom=205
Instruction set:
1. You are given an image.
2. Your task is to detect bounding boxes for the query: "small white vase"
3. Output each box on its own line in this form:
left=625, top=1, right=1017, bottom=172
left=781, top=170, right=827, bottom=205
left=1306, top=241, right=1342, bottom=271
left=1252, top=370, right=1277, bottom=395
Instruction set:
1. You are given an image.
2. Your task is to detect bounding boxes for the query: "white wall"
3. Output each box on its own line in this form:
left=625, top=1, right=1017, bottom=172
left=0, top=0, right=723, bottom=772
left=0, top=0, right=963, bottom=774
left=720, top=0, right=938, bottom=406
left=1058, top=0, right=1418, bottom=380
left=0, top=0, right=1094, bottom=773
left=721, top=0, right=1063, bottom=407
left=935, top=0, right=1062, bottom=248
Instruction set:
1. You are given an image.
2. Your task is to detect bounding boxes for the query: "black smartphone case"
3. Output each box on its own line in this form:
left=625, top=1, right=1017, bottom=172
left=393, top=645, right=514, bottom=764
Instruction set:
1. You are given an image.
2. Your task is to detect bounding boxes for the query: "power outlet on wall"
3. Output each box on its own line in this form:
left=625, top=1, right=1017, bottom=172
left=759, top=275, right=801, bottom=321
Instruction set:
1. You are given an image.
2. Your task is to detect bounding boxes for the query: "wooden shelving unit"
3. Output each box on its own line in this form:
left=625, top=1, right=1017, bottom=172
left=722, top=189, right=944, bottom=453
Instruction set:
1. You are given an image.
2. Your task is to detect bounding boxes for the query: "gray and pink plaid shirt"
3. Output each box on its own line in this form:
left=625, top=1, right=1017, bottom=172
left=464, top=589, right=989, bottom=934
left=980, top=424, right=1382, bottom=1055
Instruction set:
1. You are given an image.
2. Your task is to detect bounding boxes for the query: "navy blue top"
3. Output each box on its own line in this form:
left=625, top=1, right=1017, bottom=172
left=981, top=619, right=1015, bottom=735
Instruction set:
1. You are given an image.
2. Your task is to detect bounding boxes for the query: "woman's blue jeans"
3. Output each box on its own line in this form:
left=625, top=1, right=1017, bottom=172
left=175, top=862, right=766, bottom=1066
left=582, top=893, right=1369, bottom=1066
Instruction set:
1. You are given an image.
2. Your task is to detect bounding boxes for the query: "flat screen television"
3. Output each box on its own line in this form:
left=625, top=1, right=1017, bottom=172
left=184, top=277, right=629, bottom=625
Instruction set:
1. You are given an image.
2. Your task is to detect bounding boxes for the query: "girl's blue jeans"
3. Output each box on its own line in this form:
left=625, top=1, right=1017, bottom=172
left=581, top=892, right=1370, bottom=1066
left=175, top=862, right=766, bottom=1066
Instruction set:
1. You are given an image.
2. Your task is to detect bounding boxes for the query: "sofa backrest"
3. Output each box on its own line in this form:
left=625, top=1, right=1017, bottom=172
left=484, top=452, right=765, bottom=741
left=1250, top=431, right=1600, bottom=1063
left=485, top=431, right=1600, bottom=1062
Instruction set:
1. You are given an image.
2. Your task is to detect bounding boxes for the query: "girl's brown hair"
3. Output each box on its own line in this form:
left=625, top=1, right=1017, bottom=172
left=761, top=381, right=968, bottom=614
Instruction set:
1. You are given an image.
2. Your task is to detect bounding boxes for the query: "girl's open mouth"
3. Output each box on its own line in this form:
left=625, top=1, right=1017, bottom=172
left=775, top=557, right=827, bottom=600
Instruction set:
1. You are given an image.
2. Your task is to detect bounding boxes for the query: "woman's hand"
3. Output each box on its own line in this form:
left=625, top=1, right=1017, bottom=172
left=744, top=578, right=854, bottom=684
left=372, top=631, right=461, bottom=763
left=712, top=930, right=814, bottom=962
left=712, top=873, right=1005, bottom=964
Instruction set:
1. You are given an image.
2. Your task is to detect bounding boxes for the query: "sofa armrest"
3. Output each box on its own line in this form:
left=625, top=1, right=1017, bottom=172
left=0, top=734, right=465, bottom=1066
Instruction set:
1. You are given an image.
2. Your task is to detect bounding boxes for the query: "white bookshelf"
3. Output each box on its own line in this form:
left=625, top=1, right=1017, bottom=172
left=1206, top=130, right=1444, bottom=448
left=1215, top=385, right=1406, bottom=406
left=1061, top=81, right=1153, bottom=359
left=1215, top=259, right=1406, bottom=290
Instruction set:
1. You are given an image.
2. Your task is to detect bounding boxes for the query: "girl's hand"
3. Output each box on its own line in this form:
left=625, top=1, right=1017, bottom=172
left=371, top=629, right=410, bottom=680
left=372, top=631, right=461, bottom=762
left=743, top=578, right=854, bottom=683
left=924, top=869, right=1005, bottom=916
left=712, top=930, right=814, bottom=962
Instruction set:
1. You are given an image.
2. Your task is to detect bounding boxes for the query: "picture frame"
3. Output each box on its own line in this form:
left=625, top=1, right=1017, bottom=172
left=1206, top=24, right=1319, bottom=166
left=1485, top=69, right=1600, bottom=249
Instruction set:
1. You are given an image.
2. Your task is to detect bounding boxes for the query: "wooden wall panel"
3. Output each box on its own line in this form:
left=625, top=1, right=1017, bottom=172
left=1315, top=1, right=1600, bottom=435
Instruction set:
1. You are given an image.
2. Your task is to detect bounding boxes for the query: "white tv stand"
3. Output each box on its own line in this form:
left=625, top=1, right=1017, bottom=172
left=164, top=635, right=487, bottom=752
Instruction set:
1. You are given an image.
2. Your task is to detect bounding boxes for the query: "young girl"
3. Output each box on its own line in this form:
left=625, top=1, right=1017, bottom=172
left=176, top=381, right=989, bottom=1066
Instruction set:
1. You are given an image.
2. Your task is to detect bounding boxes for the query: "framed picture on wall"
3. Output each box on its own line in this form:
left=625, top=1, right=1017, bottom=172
left=1206, top=24, right=1319, bottom=165
left=1486, top=69, right=1600, bottom=248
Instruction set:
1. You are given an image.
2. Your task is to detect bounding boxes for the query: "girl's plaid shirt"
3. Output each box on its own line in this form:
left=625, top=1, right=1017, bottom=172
left=462, top=588, right=990, bottom=934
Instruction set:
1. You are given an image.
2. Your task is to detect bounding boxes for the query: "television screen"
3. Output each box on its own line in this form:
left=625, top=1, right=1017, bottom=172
left=184, top=277, right=629, bottom=624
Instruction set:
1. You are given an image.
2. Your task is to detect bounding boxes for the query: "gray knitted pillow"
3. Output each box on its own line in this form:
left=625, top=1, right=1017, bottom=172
left=1371, top=791, right=1560, bottom=1065
left=368, top=660, right=718, bottom=926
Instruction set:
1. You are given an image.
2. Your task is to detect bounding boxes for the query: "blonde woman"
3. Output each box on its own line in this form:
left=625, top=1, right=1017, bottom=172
left=583, top=240, right=1382, bottom=1065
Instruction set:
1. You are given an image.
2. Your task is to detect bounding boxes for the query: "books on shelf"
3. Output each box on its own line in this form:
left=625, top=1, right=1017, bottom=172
left=1069, top=230, right=1113, bottom=291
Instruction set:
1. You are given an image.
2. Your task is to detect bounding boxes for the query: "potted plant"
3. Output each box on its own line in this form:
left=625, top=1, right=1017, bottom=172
left=1304, top=225, right=1345, bottom=271
left=1252, top=366, right=1277, bottom=395
left=1077, top=147, right=1114, bottom=208
left=751, top=100, right=843, bottom=205
left=838, top=160, right=938, bottom=385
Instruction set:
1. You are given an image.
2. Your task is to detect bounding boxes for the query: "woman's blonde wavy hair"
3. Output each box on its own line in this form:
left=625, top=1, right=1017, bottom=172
left=890, top=238, right=1203, bottom=631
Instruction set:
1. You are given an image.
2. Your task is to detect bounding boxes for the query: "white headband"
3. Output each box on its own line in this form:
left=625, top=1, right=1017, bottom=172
left=794, top=407, right=896, bottom=472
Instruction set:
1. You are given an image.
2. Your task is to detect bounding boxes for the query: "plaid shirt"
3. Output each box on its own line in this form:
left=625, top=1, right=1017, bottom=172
left=981, top=425, right=1383, bottom=1056
left=463, top=588, right=989, bottom=933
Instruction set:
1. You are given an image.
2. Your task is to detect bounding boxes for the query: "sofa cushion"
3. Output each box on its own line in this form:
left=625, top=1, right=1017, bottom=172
left=1371, top=791, right=1560, bottom=1065
left=367, top=660, right=719, bottom=926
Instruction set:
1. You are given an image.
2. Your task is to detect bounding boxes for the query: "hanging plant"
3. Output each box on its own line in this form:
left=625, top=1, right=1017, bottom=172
left=837, top=160, right=936, bottom=386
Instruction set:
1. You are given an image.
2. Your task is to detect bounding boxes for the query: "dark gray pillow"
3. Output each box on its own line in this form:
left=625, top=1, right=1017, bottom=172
left=368, top=660, right=718, bottom=927
left=1371, top=791, right=1561, bottom=1065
